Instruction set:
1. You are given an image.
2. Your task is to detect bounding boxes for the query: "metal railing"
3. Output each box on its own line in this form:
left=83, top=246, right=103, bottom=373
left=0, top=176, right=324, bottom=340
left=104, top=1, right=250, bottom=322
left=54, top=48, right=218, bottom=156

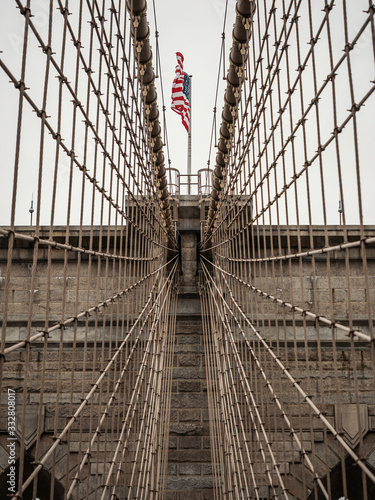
left=166, top=168, right=213, bottom=198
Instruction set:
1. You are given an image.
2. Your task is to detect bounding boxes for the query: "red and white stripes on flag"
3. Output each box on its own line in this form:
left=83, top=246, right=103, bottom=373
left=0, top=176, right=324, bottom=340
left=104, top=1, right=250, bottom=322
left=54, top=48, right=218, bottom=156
left=171, top=52, right=191, bottom=132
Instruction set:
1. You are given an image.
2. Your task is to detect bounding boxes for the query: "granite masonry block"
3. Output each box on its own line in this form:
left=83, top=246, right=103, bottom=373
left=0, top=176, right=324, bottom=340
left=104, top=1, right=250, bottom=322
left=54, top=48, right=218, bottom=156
left=203, top=437, right=211, bottom=449
left=178, top=354, right=200, bottom=367
left=168, top=464, right=178, bottom=476
left=167, top=450, right=212, bottom=463
left=179, top=409, right=202, bottom=422
left=179, top=463, right=201, bottom=475
left=172, top=367, right=206, bottom=379
left=176, top=323, right=203, bottom=335
left=169, top=423, right=209, bottom=436
left=202, top=464, right=213, bottom=475
left=180, top=233, right=196, bottom=248
left=181, top=248, right=197, bottom=261
left=171, top=393, right=209, bottom=409
left=166, top=476, right=214, bottom=490
left=169, top=437, right=178, bottom=450
left=178, top=381, right=201, bottom=392
left=165, top=492, right=178, bottom=500
left=173, top=344, right=203, bottom=354
left=177, top=335, right=201, bottom=345
left=178, top=436, right=201, bottom=449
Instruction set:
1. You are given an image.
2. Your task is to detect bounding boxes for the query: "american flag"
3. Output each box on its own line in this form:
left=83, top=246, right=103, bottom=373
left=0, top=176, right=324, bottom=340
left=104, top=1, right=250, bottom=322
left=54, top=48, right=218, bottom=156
left=171, top=52, right=191, bottom=132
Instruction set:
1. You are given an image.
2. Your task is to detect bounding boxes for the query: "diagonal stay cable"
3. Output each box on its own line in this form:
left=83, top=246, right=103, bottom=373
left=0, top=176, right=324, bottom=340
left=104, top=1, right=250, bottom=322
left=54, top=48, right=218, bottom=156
left=204, top=78, right=375, bottom=252
left=99, top=260, right=178, bottom=499
left=2, top=5, right=168, bottom=242
left=201, top=259, right=330, bottom=499
left=0, top=55, right=170, bottom=249
left=202, top=254, right=372, bottom=343
left=204, top=0, right=374, bottom=246
left=3, top=256, right=177, bottom=355
left=214, top=236, right=375, bottom=263
left=201, top=260, right=290, bottom=499
left=0, top=228, right=164, bottom=262
left=67, top=259, right=178, bottom=497
left=14, top=255, right=178, bottom=498
left=200, top=279, right=262, bottom=498
left=201, top=257, right=375, bottom=487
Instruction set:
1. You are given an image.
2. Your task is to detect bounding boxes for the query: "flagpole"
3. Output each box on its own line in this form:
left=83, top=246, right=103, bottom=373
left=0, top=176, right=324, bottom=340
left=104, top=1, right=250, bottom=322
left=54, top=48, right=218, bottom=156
left=187, top=75, right=192, bottom=195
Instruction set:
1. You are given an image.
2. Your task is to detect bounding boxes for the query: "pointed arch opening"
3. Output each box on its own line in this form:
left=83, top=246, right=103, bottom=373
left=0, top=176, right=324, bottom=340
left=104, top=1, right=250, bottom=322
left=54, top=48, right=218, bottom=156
left=307, top=455, right=375, bottom=500
left=0, top=453, right=65, bottom=500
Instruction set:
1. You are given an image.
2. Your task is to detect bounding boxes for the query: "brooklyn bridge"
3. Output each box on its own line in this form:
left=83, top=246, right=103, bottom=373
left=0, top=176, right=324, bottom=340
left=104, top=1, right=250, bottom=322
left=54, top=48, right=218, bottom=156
left=1, top=0, right=375, bottom=499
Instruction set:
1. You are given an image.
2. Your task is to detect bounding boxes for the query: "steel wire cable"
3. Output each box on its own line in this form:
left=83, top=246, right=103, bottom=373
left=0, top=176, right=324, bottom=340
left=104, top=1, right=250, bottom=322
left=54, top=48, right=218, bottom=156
left=201, top=0, right=375, bottom=498
left=1, top=0, right=375, bottom=499
left=0, top=1, right=178, bottom=498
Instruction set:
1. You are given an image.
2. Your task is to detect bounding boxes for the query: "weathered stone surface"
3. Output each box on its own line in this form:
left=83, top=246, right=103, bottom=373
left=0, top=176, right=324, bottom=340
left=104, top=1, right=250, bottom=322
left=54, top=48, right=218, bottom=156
left=167, top=263, right=213, bottom=495
left=179, top=463, right=201, bottom=475
left=181, top=260, right=197, bottom=275
left=168, top=464, right=178, bottom=476
left=2, top=224, right=374, bottom=498
left=179, top=409, right=201, bottom=422
left=171, top=394, right=209, bottom=409
left=177, top=297, right=201, bottom=315
left=203, top=437, right=211, bottom=449
left=172, top=367, right=206, bottom=379
left=169, top=423, right=209, bottom=436
left=177, top=335, right=201, bottom=345
left=0, top=444, right=10, bottom=470
left=165, top=492, right=179, bottom=500
left=180, top=233, right=197, bottom=249
left=174, top=344, right=203, bottom=353
left=179, top=380, right=201, bottom=392
left=179, top=436, right=201, bottom=449
left=169, top=437, right=178, bottom=449
left=170, top=409, right=178, bottom=422
left=181, top=248, right=197, bottom=262
left=176, top=323, right=203, bottom=334
left=335, top=403, right=369, bottom=447
left=202, top=464, right=212, bottom=475
left=166, top=476, right=214, bottom=489
left=167, top=450, right=212, bottom=463
left=178, top=354, right=200, bottom=367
